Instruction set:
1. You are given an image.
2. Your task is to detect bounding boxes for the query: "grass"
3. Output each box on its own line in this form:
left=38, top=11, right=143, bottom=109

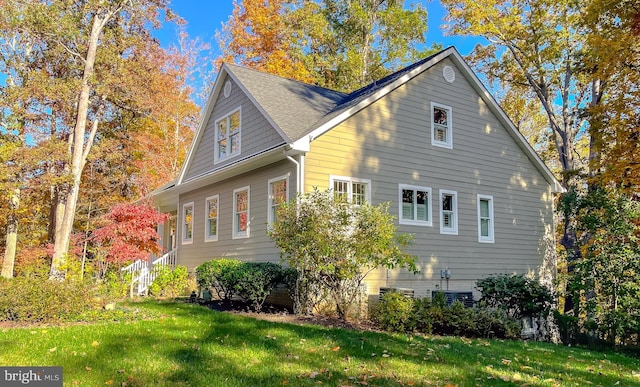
left=1, top=300, right=639, bottom=386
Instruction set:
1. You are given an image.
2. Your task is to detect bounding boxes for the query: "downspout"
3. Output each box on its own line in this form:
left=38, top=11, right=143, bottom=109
left=286, top=152, right=303, bottom=195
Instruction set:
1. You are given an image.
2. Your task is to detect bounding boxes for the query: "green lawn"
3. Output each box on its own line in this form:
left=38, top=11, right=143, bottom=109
left=1, top=301, right=638, bottom=386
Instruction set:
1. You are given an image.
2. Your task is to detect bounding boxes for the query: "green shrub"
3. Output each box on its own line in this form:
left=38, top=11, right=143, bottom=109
left=474, top=307, right=521, bottom=339
left=149, top=265, right=190, bottom=298
left=406, top=295, right=520, bottom=339
left=412, top=297, right=434, bottom=333
left=372, top=290, right=415, bottom=332
left=234, top=262, right=283, bottom=311
left=476, top=274, right=553, bottom=320
left=195, top=258, right=243, bottom=300
left=0, top=277, right=97, bottom=323
left=100, top=269, right=132, bottom=302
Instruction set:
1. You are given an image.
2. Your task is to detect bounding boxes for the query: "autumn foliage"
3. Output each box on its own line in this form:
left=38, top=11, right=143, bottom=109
left=92, top=203, right=169, bottom=265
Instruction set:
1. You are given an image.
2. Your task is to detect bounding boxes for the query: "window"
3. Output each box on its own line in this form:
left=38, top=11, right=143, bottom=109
left=268, top=175, right=289, bottom=226
left=205, top=195, right=219, bottom=242
left=330, top=175, right=371, bottom=205
left=431, top=102, right=453, bottom=149
left=399, top=184, right=432, bottom=226
left=214, top=108, right=241, bottom=163
left=439, top=190, right=458, bottom=234
left=478, top=194, right=494, bottom=243
left=182, top=202, right=194, bottom=244
left=233, top=186, right=250, bottom=239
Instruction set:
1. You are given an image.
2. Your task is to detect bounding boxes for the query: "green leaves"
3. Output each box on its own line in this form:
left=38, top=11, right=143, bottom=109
left=269, top=188, right=417, bottom=319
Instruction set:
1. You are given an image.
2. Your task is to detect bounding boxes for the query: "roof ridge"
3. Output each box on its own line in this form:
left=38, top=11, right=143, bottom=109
left=224, top=63, right=348, bottom=97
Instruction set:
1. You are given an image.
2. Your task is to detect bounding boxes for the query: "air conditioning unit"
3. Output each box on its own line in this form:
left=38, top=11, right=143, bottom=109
left=432, top=291, right=474, bottom=308
left=379, top=287, right=414, bottom=301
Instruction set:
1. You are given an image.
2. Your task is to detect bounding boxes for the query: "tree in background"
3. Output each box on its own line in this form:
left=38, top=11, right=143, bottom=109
left=440, top=0, right=640, bottom=345
left=218, top=0, right=439, bottom=92
left=0, top=0, right=197, bottom=278
left=268, top=188, right=417, bottom=320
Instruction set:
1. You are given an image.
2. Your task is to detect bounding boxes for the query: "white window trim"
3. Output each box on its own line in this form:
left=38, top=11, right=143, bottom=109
left=329, top=175, right=372, bottom=204
left=214, top=107, right=242, bottom=164
left=181, top=202, right=194, bottom=245
left=204, top=195, right=219, bottom=242
left=431, top=102, right=453, bottom=149
left=267, top=174, right=289, bottom=227
left=232, top=185, right=250, bottom=239
left=477, top=194, right=495, bottom=243
left=398, top=184, right=432, bottom=226
left=439, top=189, right=458, bottom=235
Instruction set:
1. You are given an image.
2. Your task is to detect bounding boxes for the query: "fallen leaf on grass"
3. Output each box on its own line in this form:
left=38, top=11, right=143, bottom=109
left=332, top=346, right=340, bottom=351
left=49, top=347, right=57, bottom=353
left=92, top=341, right=100, bottom=347
left=85, top=366, right=92, bottom=371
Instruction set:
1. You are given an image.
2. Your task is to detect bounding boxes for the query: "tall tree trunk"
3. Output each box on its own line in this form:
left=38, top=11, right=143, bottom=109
left=50, top=13, right=110, bottom=279
left=1, top=187, right=20, bottom=279
left=2, top=187, right=20, bottom=278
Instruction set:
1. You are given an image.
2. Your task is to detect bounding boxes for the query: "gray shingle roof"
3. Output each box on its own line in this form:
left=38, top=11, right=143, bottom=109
left=225, top=64, right=347, bottom=141
left=225, top=50, right=444, bottom=142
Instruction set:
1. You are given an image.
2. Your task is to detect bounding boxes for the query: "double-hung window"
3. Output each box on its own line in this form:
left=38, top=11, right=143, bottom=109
left=182, top=202, right=194, bottom=244
left=215, top=108, right=241, bottom=163
left=399, top=184, right=432, bottom=226
left=205, top=195, right=219, bottom=242
left=431, top=102, right=453, bottom=149
left=330, top=175, right=371, bottom=205
left=233, top=186, right=250, bottom=239
left=477, top=194, right=495, bottom=243
left=268, top=175, right=289, bottom=226
left=439, top=190, right=458, bottom=235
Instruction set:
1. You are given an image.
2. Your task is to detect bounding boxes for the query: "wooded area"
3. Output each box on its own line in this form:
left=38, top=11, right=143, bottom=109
left=1, top=0, right=639, bottom=346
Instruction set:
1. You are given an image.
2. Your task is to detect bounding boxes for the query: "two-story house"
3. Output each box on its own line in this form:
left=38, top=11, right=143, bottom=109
left=151, top=46, right=563, bottom=299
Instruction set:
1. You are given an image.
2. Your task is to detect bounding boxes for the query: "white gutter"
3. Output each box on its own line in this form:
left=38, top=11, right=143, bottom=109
left=286, top=152, right=302, bottom=194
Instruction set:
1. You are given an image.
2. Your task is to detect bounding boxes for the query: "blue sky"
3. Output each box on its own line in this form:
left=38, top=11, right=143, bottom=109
left=154, top=1, right=486, bottom=104
left=157, top=0, right=483, bottom=56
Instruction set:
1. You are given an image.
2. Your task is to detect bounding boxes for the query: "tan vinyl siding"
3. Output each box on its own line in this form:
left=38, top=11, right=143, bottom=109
left=177, top=160, right=297, bottom=270
left=184, top=75, right=286, bottom=181
left=305, top=58, right=555, bottom=297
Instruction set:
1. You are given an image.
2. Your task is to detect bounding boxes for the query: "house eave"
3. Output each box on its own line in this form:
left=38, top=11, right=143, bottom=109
left=154, top=144, right=289, bottom=211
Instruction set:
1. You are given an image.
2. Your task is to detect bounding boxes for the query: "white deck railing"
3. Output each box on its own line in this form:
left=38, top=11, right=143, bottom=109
left=122, top=248, right=178, bottom=295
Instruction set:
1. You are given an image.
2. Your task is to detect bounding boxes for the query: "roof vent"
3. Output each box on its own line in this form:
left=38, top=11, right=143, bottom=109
left=223, top=80, right=232, bottom=98
left=443, top=65, right=455, bottom=83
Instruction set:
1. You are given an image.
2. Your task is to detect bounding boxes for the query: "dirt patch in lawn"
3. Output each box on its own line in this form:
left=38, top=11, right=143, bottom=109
left=200, top=299, right=379, bottom=332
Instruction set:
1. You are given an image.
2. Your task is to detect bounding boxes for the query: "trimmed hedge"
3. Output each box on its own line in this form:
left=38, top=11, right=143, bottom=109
left=196, top=259, right=286, bottom=311
left=372, top=293, right=521, bottom=339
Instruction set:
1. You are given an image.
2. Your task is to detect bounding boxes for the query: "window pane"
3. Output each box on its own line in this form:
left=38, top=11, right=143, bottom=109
left=230, top=133, right=240, bottom=154
left=352, top=182, right=366, bottom=205
left=334, top=180, right=348, bottom=201
left=208, top=199, right=218, bottom=219
left=480, top=199, right=490, bottom=217
left=402, top=189, right=414, bottom=220
left=435, top=125, right=447, bottom=142
left=236, top=191, right=248, bottom=212
left=272, top=180, right=287, bottom=204
left=481, top=218, right=489, bottom=237
left=442, top=195, right=452, bottom=211
left=434, top=107, right=448, bottom=126
left=229, top=111, right=240, bottom=132
left=237, top=212, right=247, bottom=232
left=208, top=219, right=217, bottom=236
left=443, top=212, right=452, bottom=228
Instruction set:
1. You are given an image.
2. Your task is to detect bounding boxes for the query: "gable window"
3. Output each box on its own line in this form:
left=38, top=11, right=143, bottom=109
left=268, top=175, right=289, bottom=226
left=182, top=202, right=194, bottom=244
left=215, top=108, right=241, bottom=163
left=478, top=194, right=495, bottom=243
left=399, top=184, right=432, bottom=226
left=205, top=195, right=219, bottom=242
left=233, top=186, right=250, bottom=239
left=330, top=175, right=371, bottom=205
left=440, top=190, right=458, bottom=235
left=431, top=102, right=453, bottom=149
